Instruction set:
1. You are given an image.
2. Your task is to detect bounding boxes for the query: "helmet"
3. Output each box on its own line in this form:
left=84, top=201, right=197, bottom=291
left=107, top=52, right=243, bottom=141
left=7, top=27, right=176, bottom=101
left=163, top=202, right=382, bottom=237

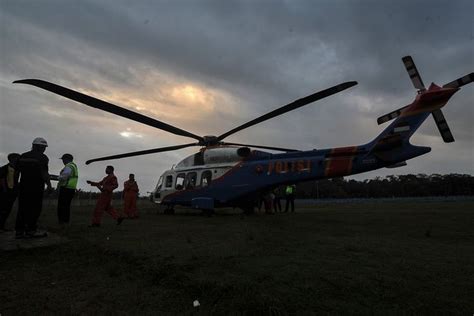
left=32, top=137, right=48, bottom=147
left=60, top=153, right=73, bottom=161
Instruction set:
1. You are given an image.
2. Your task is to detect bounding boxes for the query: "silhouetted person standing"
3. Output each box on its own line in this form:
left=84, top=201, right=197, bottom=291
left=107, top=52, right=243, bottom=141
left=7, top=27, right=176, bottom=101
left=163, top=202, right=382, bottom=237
left=285, top=184, right=296, bottom=213
left=0, top=153, right=20, bottom=231
left=57, top=153, right=78, bottom=224
left=273, top=186, right=282, bottom=212
left=123, top=173, right=139, bottom=219
left=15, top=137, right=52, bottom=238
left=87, top=165, right=123, bottom=226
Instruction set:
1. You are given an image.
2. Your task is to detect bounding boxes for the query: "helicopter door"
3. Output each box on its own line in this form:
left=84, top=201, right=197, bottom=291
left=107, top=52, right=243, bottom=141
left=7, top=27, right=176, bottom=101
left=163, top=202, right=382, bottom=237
left=184, top=172, right=197, bottom=190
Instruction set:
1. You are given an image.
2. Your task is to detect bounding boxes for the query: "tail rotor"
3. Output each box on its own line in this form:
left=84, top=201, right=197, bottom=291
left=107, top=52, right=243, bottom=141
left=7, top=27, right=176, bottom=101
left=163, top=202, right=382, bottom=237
left=377, top=56, right=473, bottom=143
left=402, top=56, right=426, bottom=91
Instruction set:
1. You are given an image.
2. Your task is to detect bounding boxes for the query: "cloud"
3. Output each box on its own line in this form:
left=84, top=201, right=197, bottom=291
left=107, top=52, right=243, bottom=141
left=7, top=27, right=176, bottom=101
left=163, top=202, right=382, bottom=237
left=1, top=0, right=473, bottom=192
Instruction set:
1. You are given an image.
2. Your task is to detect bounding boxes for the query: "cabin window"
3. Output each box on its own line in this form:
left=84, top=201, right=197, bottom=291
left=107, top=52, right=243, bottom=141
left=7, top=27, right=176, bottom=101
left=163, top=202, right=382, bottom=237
left=184, top=172, right=197, bottom=189
left=165, top=175, right=173, bottom=188
left=175, top=173, right=185, bottom=190
left=201, top=170, right=212, bottom=187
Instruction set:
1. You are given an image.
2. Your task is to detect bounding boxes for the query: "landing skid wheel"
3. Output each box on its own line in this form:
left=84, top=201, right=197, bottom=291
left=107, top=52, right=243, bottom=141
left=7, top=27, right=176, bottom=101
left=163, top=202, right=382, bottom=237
left=164, top=207, right=175, bottom=215
left=201, top=209, right=214, bottom=217
left=242, top=206, right=255, bottom=215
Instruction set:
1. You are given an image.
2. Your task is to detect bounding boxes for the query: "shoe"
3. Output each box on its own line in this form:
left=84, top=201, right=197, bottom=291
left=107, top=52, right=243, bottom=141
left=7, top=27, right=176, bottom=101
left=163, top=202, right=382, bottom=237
left=25, top=230, right=48, bottom=238
left=88, top=223, right=101, bottom=228
left=116, top=217, right=124, bottom=225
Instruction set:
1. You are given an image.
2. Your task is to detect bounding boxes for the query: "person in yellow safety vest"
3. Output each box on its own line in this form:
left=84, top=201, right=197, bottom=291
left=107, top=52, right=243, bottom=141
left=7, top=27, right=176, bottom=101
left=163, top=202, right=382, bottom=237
left=57, top=153, right=78, bottom=224
left=284, top=184, right=296, bottom=213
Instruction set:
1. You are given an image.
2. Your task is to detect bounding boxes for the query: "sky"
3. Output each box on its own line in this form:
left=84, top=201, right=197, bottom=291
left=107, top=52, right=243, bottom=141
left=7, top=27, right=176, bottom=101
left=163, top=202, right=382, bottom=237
left=1, top=0, right=473, bottom=193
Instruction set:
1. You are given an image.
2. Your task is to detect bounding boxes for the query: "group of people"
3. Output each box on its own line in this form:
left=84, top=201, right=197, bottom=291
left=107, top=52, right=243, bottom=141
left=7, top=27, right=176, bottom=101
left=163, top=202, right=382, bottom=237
left=260, top=184, right=296, bottom=214
left=87, top=166, right=140, bottom=227
left=0, top=137, right=140, bottom=239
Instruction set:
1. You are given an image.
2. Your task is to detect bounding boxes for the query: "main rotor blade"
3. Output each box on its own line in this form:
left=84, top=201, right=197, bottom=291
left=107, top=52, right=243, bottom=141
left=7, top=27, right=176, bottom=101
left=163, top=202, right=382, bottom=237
left=402, top=56, right=425, bottom=90
left=216, top=81, right=357, bottom=141
left=85, top=142, right=199, bottom=165
left=13, top=79, right=203, bottom=142
left=221, top=142, right=300, bottom=152
left=431, top=109, right=454, bottom=143
left=443, top=72, right=474, bottom=89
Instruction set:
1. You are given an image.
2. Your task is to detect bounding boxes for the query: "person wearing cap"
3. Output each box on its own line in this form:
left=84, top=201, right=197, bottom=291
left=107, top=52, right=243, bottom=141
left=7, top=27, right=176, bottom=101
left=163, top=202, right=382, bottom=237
left=15, top=137, right=53, bottom=238
left=0, top=153, right=20, bottom=231
left=123, top=173, right=139, bottom=219
left=87, top=165, right=123, bottom=226
left=57, top=153, right=78, bottom=225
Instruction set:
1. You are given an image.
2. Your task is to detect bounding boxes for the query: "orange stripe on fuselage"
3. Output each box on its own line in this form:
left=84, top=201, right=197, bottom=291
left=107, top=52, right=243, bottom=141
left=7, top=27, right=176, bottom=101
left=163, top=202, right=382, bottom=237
left=400, top=100, right=446, bottom=118
left=324, top=146, right=357, bottom=177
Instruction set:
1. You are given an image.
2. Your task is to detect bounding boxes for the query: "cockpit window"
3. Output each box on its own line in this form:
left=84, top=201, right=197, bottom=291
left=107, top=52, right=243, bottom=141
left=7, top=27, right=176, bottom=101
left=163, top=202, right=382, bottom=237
left=165, top=175, right=173, bottom=188
left=201, top=170, right=212, bottom=187
left=155, top=176, right=163, bottom=198
left=156, top=176, right=163, bottom=190
left=185, top=172, right=197, bottom=189
left=175, top=173, right=185, bottom=190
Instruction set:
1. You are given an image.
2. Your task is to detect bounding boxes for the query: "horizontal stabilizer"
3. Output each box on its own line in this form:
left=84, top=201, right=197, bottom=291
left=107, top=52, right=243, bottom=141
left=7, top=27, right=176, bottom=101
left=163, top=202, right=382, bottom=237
left=443, top=72, right=474, bottom=89
left=385, top=161, right=407, bottom=169
left=377, top=105, right=409, bottom=125
left=432, top=109, right=455, bottom=143
left=402, top=56, right=425, bottom=90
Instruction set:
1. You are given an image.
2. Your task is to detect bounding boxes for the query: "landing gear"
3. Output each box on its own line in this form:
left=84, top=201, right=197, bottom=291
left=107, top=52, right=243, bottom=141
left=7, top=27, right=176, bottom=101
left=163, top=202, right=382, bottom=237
left=164, top=206, right=175, bottom=215
left=201, top=208, right=214, bottom=217
left=240, top=204, right=256, bottom=215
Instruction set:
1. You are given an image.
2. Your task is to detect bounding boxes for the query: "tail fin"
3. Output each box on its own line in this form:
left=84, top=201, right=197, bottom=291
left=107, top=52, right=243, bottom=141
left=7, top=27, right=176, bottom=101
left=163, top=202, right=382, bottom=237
left=377, top=55, right=472, bottom=142
left=367, top=111, right=432, bottom=164
left=366, top=56, right=471, bottom=164
left=369, top=108, right=431, bottom=154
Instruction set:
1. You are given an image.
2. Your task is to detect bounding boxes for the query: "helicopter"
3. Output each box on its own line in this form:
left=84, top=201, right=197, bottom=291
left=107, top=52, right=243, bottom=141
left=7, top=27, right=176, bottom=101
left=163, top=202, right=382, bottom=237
left=14, top=56, right=473, bottom=214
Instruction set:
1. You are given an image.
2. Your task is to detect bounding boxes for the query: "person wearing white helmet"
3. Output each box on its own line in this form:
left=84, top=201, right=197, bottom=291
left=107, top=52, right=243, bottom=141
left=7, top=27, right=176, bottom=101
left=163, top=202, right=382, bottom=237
left=32, top=137, right=48, bottom=147
left=15, top=137, right=53, bottom=239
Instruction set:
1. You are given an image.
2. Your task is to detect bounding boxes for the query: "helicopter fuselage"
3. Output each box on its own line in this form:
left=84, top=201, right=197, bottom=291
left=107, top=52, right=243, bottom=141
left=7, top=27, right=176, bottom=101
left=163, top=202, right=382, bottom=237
left=153, top=141, right=429, bottom=210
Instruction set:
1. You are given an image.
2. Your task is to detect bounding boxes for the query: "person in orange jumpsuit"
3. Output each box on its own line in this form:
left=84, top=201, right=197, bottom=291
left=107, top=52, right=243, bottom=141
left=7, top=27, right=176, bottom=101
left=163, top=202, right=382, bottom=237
left=87, top=165, right=123, bottom=226
left=123, top=173, right=139, bottom=219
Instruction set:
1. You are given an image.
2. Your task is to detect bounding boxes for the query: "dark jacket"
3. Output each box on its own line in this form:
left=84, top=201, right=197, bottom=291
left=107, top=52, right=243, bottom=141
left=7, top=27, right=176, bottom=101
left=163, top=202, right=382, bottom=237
left=18, top=150, right=49, bottom=189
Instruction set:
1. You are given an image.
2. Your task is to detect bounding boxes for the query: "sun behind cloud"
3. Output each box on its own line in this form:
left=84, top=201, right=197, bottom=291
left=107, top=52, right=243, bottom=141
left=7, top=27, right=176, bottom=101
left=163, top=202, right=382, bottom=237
left=169, top=84, right=216, bottom=113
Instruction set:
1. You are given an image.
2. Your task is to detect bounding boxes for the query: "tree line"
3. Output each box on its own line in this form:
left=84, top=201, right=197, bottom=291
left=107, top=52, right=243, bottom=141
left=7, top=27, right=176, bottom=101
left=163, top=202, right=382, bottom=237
left=295, top=174, right=474, bottom=199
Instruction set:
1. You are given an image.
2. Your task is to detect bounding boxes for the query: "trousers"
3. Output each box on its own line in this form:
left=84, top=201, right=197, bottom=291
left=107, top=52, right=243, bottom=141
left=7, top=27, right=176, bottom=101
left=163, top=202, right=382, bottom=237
left=57, top=187, right=75, bottom=223
left=92, top=193, right=119, bottom=224
left=0, top=190, right=18, bottom=228
left=16, top=184, right=44, bottom=232
left=285, top=194, right=295, bottom=212
left=123, top=192, right=138, bottom=218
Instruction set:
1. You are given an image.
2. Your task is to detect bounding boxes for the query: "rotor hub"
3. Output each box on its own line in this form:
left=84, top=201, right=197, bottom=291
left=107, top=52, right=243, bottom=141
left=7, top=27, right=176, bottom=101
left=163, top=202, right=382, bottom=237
left=201, top=135, right=219, bottom=146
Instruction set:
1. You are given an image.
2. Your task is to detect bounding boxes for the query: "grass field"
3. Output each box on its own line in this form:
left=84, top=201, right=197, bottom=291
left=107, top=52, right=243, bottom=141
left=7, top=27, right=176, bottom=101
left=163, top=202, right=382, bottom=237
left=1, top=199, right=473, bottom=314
